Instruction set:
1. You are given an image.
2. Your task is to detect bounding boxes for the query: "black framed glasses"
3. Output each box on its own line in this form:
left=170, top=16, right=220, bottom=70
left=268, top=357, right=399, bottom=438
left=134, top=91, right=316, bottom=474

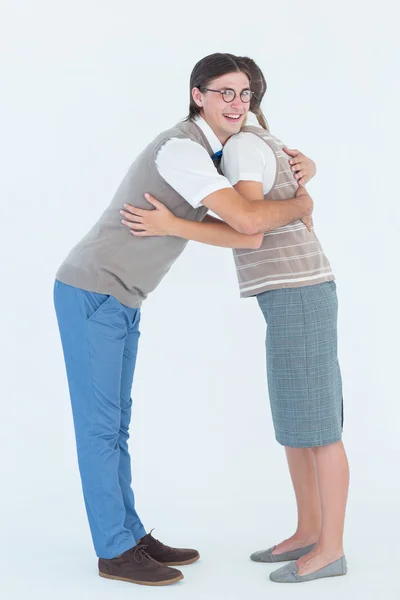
left=201, top=87, right=253, bottom=103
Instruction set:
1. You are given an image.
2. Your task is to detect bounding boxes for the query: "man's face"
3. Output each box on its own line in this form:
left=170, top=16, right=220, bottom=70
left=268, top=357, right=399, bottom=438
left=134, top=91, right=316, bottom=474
left=192, top=72, right=251, bottom=145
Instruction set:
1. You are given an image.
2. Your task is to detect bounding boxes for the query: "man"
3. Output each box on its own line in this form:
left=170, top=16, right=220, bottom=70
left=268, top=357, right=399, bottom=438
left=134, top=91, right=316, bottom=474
left=54, top=52, right=315, bottom=587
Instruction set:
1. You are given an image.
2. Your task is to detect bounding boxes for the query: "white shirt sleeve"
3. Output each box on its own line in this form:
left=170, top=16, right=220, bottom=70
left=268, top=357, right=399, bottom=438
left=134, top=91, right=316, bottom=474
left=155, top=138, right=232, bottom=208
left=221, top=132, right=277, bottom=195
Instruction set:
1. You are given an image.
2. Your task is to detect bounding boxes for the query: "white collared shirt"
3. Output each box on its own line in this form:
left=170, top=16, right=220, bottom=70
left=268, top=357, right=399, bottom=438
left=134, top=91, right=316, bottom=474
left=155, top=116, right=232, bottom=208
left=221, top=112, right=277, bottom=194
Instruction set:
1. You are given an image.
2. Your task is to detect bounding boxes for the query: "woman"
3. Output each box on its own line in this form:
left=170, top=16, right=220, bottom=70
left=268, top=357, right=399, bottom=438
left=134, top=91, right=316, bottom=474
left=121, top=56, right=349, bottom=584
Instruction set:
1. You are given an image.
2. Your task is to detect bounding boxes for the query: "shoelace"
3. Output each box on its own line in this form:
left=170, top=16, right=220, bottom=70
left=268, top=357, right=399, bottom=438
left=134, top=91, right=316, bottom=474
left=148, top=529, right=169, bottom=551
left=132, top=544, right=158, bottom=565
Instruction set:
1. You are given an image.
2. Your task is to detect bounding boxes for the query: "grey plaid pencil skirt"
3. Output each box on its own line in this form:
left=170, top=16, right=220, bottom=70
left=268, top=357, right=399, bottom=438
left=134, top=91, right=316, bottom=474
left=256, top=281, right=343, bottom=448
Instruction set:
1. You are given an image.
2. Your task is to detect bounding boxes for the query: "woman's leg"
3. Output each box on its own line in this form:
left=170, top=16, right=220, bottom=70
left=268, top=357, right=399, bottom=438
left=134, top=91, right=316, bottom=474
left=256, top=290, right=321, bottom=554
left=295, top=440, right=349, bottom=575
left=256, top=283, right=347, bottom=568
left=272, top=447, right=320, bottom=554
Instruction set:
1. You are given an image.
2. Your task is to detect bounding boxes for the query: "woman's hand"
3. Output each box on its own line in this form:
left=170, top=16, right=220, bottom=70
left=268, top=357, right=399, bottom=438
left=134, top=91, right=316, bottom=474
left=283, top=147, right=316, bottom=186
left=120, top=194, right=178, bottom=237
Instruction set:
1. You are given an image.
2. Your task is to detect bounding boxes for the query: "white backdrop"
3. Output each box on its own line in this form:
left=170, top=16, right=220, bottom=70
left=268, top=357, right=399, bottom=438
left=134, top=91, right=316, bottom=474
left=1, top=1, right=399, bottom=599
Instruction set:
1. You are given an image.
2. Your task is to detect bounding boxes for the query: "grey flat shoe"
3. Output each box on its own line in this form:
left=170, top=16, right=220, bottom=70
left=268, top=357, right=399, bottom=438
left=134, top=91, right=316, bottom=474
left=250, top=543, right=316, bottom=563
left=269, top=556, right=347, bottom=583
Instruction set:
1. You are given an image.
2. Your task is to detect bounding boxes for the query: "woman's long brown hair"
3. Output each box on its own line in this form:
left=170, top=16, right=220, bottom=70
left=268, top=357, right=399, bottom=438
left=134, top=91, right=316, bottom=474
left=236, top=56, right=269, bottom=130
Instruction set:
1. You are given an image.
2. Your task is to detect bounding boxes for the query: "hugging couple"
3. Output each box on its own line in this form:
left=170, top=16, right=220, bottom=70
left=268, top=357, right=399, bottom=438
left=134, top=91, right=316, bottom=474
left=54, top=52, right=349, bottom=586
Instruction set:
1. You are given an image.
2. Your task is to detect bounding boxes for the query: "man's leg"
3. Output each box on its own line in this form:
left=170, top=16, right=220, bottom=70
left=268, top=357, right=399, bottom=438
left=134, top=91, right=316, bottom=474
left=119, top=309, right=146, bottom=541
left=54, top=280, right=136, bottom=559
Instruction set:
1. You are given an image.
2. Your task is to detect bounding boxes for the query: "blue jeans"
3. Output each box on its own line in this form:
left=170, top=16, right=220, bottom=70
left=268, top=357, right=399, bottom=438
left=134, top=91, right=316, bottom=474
left=53, top=280, right=146, bottom=558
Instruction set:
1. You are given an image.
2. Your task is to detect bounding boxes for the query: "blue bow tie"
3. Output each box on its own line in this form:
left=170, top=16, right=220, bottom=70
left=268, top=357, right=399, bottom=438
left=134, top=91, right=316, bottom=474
left=212, top=149, right=223, bottom=161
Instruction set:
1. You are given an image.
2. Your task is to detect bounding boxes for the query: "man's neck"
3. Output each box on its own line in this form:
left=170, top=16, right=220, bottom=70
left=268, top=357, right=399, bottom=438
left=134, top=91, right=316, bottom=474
left=193, top=115, right=223, bottom=154
left=198, top=111, right=229, bottom=145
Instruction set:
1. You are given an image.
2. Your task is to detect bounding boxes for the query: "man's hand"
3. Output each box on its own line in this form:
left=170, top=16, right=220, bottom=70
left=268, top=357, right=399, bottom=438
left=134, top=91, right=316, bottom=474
left=283, top=147, right=316, bottom=186
left=120, top=194, right=178, bottom=237
left=296, top=186, right=314, bottom=232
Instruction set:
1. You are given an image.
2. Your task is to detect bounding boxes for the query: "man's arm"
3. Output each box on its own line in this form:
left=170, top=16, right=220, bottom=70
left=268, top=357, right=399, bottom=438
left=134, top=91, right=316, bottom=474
left=121, top=184, right=313, bottom=239
left=155, top=136, right=313, bottom=233
left=214, top=136, right=314, bottom=234
left=121, top=138, right=313, bottom=236
left=167, top=214, right=263, bottom=249
left=201, top=186, right=313, bottom=235
left=232, top=180, right=314, bottom=233
left=121, top=199, right=263, bottom=249
left=283, top=147, right=316, bottom=186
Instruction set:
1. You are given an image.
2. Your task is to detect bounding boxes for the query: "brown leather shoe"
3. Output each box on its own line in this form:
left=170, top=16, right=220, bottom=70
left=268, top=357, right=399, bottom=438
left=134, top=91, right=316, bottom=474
left=98, top=545, right=184, bottom=586
left=137, top=530, right=200, bottom=566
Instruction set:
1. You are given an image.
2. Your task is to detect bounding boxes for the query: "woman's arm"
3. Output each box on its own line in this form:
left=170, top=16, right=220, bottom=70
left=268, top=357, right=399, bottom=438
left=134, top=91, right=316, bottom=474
left=233, top=180, right=264, bottom=201
left=120, top=198, right=263, bottom=249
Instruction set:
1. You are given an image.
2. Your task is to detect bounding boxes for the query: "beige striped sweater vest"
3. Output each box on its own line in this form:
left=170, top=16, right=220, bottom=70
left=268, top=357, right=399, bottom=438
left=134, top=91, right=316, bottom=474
left=232, top=125, right=334, bottom=297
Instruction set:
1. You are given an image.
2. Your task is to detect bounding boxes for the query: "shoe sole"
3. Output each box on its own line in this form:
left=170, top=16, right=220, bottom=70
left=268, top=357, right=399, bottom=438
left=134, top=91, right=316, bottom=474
left=161, top=553, right=200, bottom=566
left=99, top=572, right=184, bottom=586
left=270, top=572, right=347, bottom=584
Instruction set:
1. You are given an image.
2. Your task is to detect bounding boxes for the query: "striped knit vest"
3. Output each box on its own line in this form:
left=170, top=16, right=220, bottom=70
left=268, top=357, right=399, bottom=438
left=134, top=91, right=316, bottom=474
left=233, top=125, right=334, bottom=297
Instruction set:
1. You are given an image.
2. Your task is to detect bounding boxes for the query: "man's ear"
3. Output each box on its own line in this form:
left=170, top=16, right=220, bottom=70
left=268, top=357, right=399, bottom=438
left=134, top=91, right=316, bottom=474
left=192, top=87, right=204, bottom=108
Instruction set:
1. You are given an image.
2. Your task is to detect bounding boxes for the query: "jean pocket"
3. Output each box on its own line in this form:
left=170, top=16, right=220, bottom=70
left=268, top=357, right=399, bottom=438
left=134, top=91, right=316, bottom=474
left=131, top=308, right=141, bottom=329
left=85, top=292, right=113, bottom=322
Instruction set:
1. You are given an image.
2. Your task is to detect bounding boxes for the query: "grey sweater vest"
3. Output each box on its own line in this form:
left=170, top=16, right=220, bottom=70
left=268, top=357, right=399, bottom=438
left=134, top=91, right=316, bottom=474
left=56, top=120, right=212, bottom=308
left=233, top=126, right=334, bottom=297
